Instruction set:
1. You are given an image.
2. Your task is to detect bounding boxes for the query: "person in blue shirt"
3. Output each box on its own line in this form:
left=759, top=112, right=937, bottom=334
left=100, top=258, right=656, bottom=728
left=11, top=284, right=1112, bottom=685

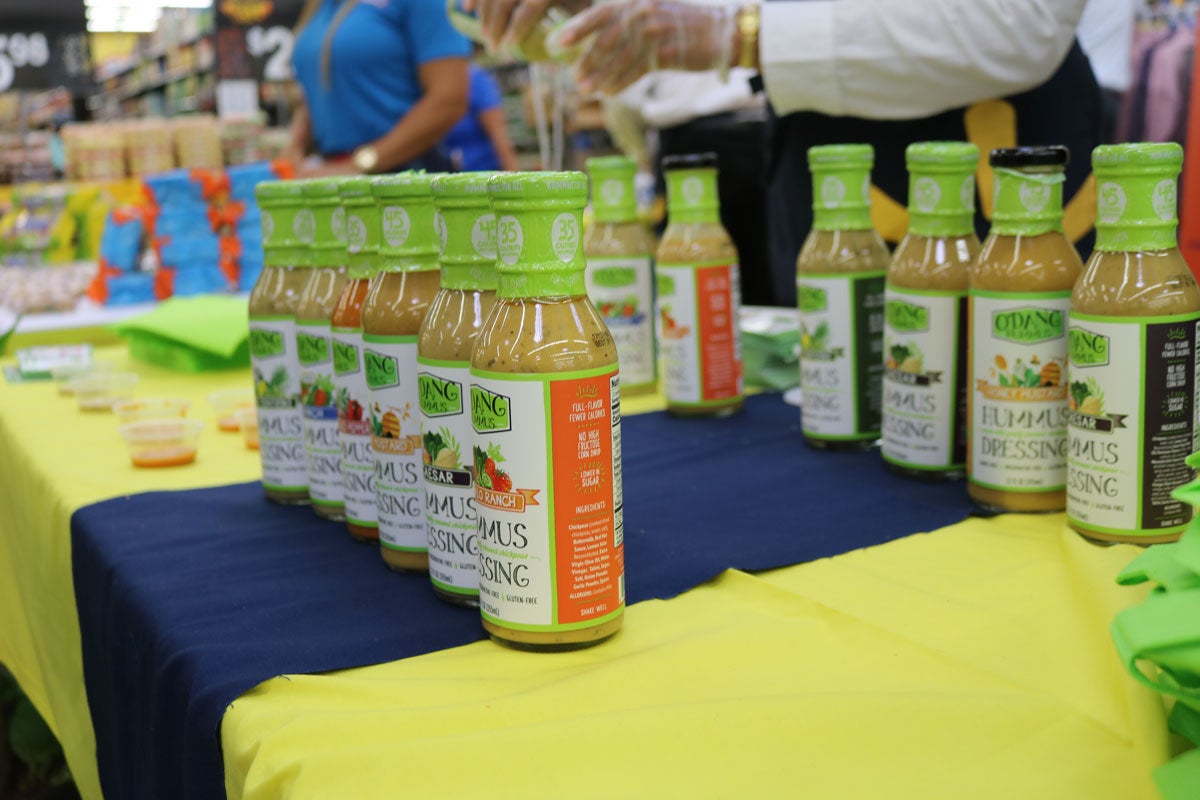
left=442, top=63, right=521, bottom=171
left=285, top=0, right=471, bottom=176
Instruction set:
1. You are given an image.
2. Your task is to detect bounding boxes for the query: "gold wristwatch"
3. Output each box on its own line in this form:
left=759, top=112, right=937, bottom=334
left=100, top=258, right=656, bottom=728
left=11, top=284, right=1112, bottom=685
left=736, top=4, right=760, bottom=70
left=352, top=145, right=379, bottom=173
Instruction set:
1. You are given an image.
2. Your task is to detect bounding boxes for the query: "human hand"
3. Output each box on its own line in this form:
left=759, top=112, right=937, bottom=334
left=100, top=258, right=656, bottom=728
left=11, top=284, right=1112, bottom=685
left=463, top=0, right=591, bottom=52
left=553, top=0, right=737, bottom=95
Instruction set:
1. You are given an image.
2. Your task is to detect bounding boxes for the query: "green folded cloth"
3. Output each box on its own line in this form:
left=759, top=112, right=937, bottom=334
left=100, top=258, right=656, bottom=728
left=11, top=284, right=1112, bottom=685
left=113, top=295, right=250, bottom=372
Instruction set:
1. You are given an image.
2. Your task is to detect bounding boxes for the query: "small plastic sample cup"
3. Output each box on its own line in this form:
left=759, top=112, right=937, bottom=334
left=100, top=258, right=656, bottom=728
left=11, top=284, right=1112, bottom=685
left=53, top=361, right=114, bottom=396
left=118, top=419, right=204, bottom=468
left=112, top=397, right=190, bottom=424
left=71, top=371, right=138, bottom=412
left=209, top=388, right=256, bottom=432
left=234, top=407, right=259, bottom=450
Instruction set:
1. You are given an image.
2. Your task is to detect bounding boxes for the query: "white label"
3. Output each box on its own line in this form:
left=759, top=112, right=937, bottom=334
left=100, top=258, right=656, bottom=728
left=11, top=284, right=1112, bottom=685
left=1097, top=182, right=1127, bottom=224
left=551, top=213, right=580, bottom=262
left=331, top=206, right=346, bottom=241
left=364, top=337, right=425, bottom=551
left=797, top=273, right=885, bottom=439
left=497, top=214, right=522, bottom=265
left=1067, top=314, right=1199, bottom=536
left=293, top=209, right=315, bottom=244
left=681, top=176, right=703, bottom=206
left=1153, top=178, right=1178, bottom=222
left=472, top=213, right=497, bottom=259
left=586, top=255, right=656, bottom=389
left=382, top=205, right=411, bottom=248
left=332, top=327, right=376, bottom=528
left=960, top=175, right=976, bottom=213
left=599, top=178, right=625, bottom=207
left=434, top=210, right=448, bottom=255
left=969, top=293, right=1071, bottom=492
left=298, top=320, right=342, bottom=507
left=657, top=262, right=743, bottom=406
left=418, top=359, right=478, bottom=596
left=346, top=213, right=367, bottom=253
left=881, top=288, right=965, bottom=469
left=820, top=175, right=846, bottom=208
left=251, top=317, right=307, bottom=491
left=911, top=177, right=940, bottom=213
left=261, top=210, right=275, bottom=242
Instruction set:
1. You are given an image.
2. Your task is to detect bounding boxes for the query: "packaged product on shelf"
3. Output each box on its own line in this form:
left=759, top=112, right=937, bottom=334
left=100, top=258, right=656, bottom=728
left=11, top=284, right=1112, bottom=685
left=363, top=173, right=443, bottom=573
left=124, top=120, right=176, bottom=176
left=249, top=180, right=312, bottom=506
left=173, top=115, right=223, bottom=170
left=332, top=177, right=384, bottom=541
left=1068, top=142, right=1200, bottom=543
left=796, top=144, right=888, bottom=450
left=472, top=171, right=624, bottom=650
left=420, top=172, right=499, bottom=606
left=968, top=147, right=1081, bottom=513
left=584, top=156, right=657, bottom=395
left=656, top=153, right=743, bottom=416
left=296, top=178, right=351, bottom=522
left=882, top=142, right=980, bottom=479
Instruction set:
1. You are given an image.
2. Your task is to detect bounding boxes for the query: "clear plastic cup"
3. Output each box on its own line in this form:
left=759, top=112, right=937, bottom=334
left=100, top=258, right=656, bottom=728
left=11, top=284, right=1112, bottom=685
left=112, top=397, right=190, bottom=424
left=53, top=361, right=114, bottom=396
left=118, top=419, right=204, bottom=468
left=71, top=371, right=138, bottom=412
left=209, top=388, right=256, bottom=432
left=234, top=407, right=259, bottom=450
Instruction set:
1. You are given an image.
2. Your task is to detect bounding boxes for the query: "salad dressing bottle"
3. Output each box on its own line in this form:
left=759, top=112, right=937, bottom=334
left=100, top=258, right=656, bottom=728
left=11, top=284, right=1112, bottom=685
left=882, top=142, right=980, bottom=479
left=362, top=174, right=443, bottom=573
left=1068, top=142, right=1200, bottom=543
left=295, top=178, right=350, bottom=520
left=796, top=145, right=889, bottom=450
left=249, top=179, right=312, bottom=505
left=471, top=172, right=624, bottom=650
left=419, top=172, right=499, bottom=606
left=968, top=147, right=1080, bottom=513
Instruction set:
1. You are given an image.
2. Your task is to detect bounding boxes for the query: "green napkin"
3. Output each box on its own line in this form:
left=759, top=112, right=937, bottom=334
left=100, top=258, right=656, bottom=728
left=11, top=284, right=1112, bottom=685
left=113, top=295, right=250, bottom=372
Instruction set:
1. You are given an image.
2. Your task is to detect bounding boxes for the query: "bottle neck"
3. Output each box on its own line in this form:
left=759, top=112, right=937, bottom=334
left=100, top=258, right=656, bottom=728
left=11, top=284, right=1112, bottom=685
left=990, top=167, right=1064, bottom=237
left=494, top=206, right=586, bottom=298
left=1094, top=172, right=1180, bottom=252
left=344, top=202, right=381, bottom=279
left=810, top=167, right=872, bottom=232
left=906, top=169, right=975, bottom=237
left=377, top=200, right=439, bottom=262
left=665, top=168, right=720, bottom=226
left=439, top=205, right=498, bottom=292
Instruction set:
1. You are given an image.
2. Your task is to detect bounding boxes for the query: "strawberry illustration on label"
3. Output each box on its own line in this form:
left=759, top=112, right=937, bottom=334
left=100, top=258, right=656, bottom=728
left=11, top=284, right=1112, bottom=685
left=473, top=442, right=537, bottom=510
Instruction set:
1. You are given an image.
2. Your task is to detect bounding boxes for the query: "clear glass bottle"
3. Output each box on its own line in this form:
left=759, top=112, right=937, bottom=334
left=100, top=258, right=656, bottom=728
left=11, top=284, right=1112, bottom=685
left=363, top=173, right=443, bottom=573
left=968, top=147, right=1081, bottom=513
left=882, top=142, right=980, bottom=479
left=331, top=177, right=384, bottom=542
left=656, top=153, right=743, bottom=416
left=420, top=172, right=500, bottom=606
left=472, top=171, right=624, bottom=651
left=295, top=177, right=350, bottom=521
left=1068, top=142, right=1200, bottom=543
left=796, top=144, right=890, bottom=450
left=584, top=155, right=658, bottom=395
left=249, top=179, right=312, bottom=505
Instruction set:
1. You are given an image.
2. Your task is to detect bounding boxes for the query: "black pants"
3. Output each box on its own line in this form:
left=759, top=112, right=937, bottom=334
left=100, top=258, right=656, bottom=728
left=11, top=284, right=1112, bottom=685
left=657, top=111, right=777, bottom=307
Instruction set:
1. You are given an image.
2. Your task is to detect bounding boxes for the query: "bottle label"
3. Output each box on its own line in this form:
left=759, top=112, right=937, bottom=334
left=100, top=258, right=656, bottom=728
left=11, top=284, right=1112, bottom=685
left=332, top=327, right=376, bottom=528
left=418, top=358, right=478, bottom=597
left=363, top=335, right=425, bottom=551
left=1067, top=312, right=1200, bottom=537
left=968, top=292, right=1071, bottom=492
left=796, top=272, right=885, bottom=439
left=470, top=366, right=625, bottom=632
left=298, top=320, right=343, bottom=507
left=656, top=261, right=743, bottom=406
left=881, top=287, right=967, bottom=469
left=586, top=255, right=656, bottom=390
left=250, top=315, right=307, bottom=491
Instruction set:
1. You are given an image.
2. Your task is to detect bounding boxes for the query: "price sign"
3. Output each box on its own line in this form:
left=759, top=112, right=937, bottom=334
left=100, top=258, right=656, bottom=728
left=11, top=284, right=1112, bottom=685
left=216, top=0, right=303, bottom=83
left=245, top=25, right=294, bottom=83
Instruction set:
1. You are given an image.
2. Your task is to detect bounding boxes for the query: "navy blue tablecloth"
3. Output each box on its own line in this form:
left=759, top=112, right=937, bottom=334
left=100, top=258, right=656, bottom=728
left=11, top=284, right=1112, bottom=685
left=72, top=393, right=975, bottom=800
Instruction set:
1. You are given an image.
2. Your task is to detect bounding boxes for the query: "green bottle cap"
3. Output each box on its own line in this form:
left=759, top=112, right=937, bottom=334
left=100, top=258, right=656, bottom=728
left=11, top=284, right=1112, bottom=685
left=303, top=178, right=347, bottom=268
left=256, top=179, right=310, bottom=267
left=904, top=141, right=979, bottom=237
left=988, top=147, right=1069, bottom=237
left=663, top=153, right=720, bottom=224
left=339, top=176, right=382, bottom=279
left=488, top=171, right=587, bottom=297
left=587, top=156, right=638, bottom=223
left=807, top=144, right=874, bottom=231
left=1093, top=142, right=1183, bottom=252
left=432, top=172, right=499, bottom=291
left=370, top=173, right=440, bottom=271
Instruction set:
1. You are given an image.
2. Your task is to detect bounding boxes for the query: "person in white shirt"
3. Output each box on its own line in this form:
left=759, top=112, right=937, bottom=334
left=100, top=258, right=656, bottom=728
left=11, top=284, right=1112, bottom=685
left=1076, top=0, right=1140, bottom=141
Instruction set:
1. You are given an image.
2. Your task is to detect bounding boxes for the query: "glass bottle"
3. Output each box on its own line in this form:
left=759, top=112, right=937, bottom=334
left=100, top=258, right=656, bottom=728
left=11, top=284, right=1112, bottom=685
left=968, top=146, right=1081, bottom=513
left=295, top=178, right=350, bottom=521
left=363, top=173, right=443, bottom=573
left=1068, top=142, right=1200, bottom=543
left=472, top=171, right=624, bottom=650
left=584, top=155, right=658, bottom=395
left=882, top=141, right=980, bottom=479
left=796, top=144, right=889, bottom=450
left=656, top=153, right=743, bottom=416
left=331, top=177, right=384, bottom=542
left=420, top=172, right=500, bottom=606
left=249, top=179, right=312, bottom=505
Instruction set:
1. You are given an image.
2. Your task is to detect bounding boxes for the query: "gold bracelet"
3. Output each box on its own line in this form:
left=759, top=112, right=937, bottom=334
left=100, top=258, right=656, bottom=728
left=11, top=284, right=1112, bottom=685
left=736, top=4, right=760, bottom=70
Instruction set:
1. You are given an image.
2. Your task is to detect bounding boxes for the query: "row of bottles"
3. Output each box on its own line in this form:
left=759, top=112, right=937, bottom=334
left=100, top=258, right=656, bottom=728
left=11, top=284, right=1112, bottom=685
left=796, top=141, right=1200, bottom=544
